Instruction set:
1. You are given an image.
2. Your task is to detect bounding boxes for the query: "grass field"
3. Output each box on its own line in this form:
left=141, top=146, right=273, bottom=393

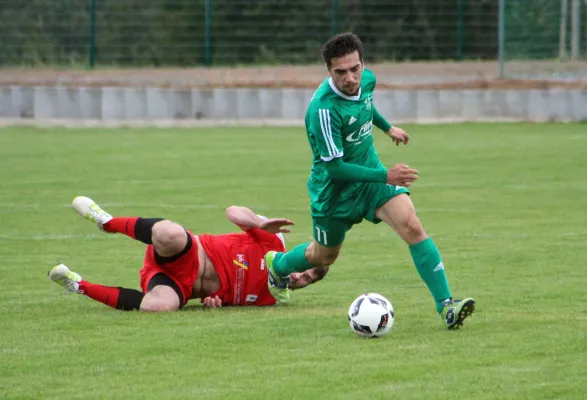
left=1, top=123, right=586, bottom=400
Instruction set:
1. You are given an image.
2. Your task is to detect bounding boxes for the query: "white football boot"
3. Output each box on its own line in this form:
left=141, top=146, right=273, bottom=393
left=48, top=263, right=83, bottom=294
left=72, top=196, right=113, bottom=232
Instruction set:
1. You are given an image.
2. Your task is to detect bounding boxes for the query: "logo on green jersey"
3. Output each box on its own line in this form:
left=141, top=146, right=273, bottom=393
left=345, top=120, right=373, bottom=143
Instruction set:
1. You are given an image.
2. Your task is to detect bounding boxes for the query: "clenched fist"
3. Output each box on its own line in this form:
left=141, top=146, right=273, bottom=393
left=386, top=163, right=419, bottom=187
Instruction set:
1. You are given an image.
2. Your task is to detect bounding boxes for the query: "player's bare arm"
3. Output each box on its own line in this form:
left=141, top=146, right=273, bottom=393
left=226, top=205, right=295, bottom=233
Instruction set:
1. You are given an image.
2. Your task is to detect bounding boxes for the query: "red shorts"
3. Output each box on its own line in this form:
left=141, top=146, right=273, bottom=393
left=139, top=232, right=200, bottom=306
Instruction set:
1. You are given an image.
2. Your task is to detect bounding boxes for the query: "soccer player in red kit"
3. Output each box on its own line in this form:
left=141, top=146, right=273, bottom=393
left=48, top=196, right=328, bottom=311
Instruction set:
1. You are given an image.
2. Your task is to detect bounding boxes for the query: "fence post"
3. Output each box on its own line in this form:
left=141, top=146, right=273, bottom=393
left=498, top=0, right=505, bottom=78
left=331, top=0, right=339, bottom=37
left=560, top=0, right=568, bottom=59
left=88, top=0, right=96, bottom=68
left=204, top=0, right=212, bottom=66
left=571, top=0, right=580, bottom=59
left=456, top=0, right=464, bottom=61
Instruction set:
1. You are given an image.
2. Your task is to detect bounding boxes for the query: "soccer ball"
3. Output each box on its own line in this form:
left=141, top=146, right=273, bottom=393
left=348, top=293, right=394, bottom=338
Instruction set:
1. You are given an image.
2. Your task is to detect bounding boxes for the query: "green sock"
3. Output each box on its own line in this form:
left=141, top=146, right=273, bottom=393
left=273, top=242, right=312, bottom=277
left=409, top=238, right=452, bottom=314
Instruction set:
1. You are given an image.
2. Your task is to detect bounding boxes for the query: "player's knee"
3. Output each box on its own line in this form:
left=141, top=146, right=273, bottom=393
left=152, top=221, right=187, bottom=256
left=401, top=212, right=427, bottom=243
left=308, top=243, right=340, bottom=267
left=140, top=287, right=180, bottom=312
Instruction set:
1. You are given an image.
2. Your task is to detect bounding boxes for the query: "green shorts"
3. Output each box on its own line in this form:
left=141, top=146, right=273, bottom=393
left=312, top=184, right=410, bottom=247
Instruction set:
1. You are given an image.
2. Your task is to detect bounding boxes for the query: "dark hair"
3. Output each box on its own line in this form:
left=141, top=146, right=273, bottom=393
left=321, top=32, right=364, bottom=69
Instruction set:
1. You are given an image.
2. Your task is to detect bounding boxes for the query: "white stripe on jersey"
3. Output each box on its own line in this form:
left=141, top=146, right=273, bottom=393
left=318, top=109, right=344, bottom=161
left=324, top=109, right=338, bottom=155
left=318, top=109, right=335, bottom=157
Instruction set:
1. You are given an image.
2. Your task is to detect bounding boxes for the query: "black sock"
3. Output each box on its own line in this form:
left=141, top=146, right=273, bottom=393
left=134, top=218, right=164, bottom=244
left=116, top=288, right=146, bottom=311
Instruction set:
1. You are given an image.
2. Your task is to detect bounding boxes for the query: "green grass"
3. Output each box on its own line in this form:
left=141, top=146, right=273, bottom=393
left=1, top=123, right=586, bottom=400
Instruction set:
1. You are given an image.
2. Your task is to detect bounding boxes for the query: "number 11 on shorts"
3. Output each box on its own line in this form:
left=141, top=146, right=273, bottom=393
left=315, top=226, right=328, bottom=246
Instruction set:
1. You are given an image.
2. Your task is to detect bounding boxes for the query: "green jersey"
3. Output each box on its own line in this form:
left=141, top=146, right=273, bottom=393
left=305, top=69, right=388, bottom=218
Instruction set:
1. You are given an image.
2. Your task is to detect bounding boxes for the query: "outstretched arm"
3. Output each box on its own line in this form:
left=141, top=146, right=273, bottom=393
left=225, top=206, right=294, bottom=233
left=373, top=106, right=410, bottom=146
left=226, top=205, right=265, bottom=230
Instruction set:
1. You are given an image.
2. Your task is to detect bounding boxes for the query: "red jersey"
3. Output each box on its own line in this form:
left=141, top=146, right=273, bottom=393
left=198, top=228, right=286, bottom=306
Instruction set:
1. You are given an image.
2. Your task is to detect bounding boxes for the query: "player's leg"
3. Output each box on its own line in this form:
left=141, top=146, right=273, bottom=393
left=48, top=263, right=149, bottom=311
left=374, top=193, right=451, bottom=306
left=265, top=218, right=345, bottom=303
left=55, top=198, right=189, bottom=311
left=73, top=195, right=190, bottom=257
left=270, top=216, right=347, bottom=275
left=140, top=286, right=180, bottom=311
left=374, top=193, right=474, bottom=329
left=139, top=273, right=183, bottom=312
left=48, top=265, right=182, bottom=312
left=72, top=196, right=165, bottom=245
left=139, top=232, right=195, bottom=310
left=150, top=220, right=189, bottom=257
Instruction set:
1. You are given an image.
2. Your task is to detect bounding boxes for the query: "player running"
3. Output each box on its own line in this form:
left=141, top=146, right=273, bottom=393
left=48, top=196, right=328, bottom=311
left=265, top=32, right=475, bottom=329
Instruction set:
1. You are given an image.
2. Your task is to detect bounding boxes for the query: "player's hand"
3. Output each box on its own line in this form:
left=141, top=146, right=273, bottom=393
left=258, top=218, right=295, bottom=234
left=387, top=163, right=419, bottom=187
left=386, top=126, right=410, bottom=146
left=203, top=296, right=222, bottom=308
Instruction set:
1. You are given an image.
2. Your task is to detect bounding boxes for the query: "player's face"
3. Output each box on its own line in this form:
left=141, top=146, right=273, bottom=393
left=288, top=267, right=328, bottom=290
left=328, top=51, right=364, bottom=96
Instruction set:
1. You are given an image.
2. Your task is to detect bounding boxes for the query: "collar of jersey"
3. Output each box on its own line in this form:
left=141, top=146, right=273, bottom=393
left=328, top=78, right=361, bottom=101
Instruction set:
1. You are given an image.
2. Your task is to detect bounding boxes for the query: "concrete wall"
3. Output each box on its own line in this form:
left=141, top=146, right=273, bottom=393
left=1, top=86, right=586, bottom=123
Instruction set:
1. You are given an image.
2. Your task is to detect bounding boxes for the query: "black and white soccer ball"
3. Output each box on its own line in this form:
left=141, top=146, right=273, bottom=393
left=348, top=293, right=395, bottom=338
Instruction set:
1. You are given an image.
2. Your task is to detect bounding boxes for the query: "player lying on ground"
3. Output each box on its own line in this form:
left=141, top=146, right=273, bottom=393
left=265, top=32, right=475, bottom=329
left=48, top=196, right=328, bottom=311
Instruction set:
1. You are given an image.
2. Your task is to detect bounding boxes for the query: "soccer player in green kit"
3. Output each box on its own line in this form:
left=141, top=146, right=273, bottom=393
left=265, top=32, right=475, bottom=329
